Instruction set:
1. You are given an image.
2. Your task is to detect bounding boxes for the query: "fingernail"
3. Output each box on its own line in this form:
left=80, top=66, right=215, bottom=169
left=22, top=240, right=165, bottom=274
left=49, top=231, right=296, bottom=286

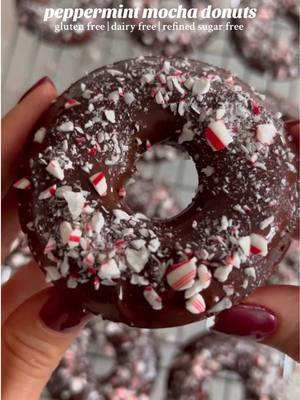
left=39, top=290, right=91, bottom=333
left=211, top=304, right=277, bottom=341
left=18, top=76, right=54, bottom=103
left=285, top=119, right=300, bottom=133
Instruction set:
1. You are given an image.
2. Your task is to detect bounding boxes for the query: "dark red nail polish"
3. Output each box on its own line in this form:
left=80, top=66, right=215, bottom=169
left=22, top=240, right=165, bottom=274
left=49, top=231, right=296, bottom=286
left=39, top=290, right=91, bottom=332
left=18, top=76, right=54, bottom=103
left=211, top=304, right=277, bottom=341
left=285, top=120, right=300, bottom=132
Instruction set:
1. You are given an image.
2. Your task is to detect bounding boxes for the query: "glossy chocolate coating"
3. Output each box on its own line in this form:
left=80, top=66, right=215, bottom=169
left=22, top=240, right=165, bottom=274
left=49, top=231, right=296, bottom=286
left=167, top=332, right=286, bottom=400
left=17, top=56, right=298, bottom=328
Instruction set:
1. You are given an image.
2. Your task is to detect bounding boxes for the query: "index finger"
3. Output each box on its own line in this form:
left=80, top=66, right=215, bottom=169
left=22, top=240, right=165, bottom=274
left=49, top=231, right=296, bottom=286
left=2, top=78, right=57, bottom=196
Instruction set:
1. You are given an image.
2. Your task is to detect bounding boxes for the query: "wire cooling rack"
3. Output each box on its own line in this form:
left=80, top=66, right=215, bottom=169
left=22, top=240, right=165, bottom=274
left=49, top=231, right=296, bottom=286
left=2, top=1, right=300, bottom=399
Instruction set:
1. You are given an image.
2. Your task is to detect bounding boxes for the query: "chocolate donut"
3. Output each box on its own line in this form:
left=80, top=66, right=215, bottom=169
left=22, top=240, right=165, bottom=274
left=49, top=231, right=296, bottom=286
left=232, top=0, right=299, bottom=79
left=15, top=56, right=298, bottom=328
left=47, top=319, right=159, bottom=400
left=16, top=0, right=112, bottom=45
left=167, top=332, right=286, bottom=400
left=126, top=0, right=216, bottom=56
left=126, top=177, right=181, bottom=219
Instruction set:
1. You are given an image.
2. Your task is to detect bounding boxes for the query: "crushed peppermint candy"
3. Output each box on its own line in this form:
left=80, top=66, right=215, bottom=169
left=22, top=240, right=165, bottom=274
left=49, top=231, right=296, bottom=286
left=205, top=120, right=233, bottom=151
left=166, top=258, right=197, bottom=291
left=90, top=172, right=107, bottom=196
left=46, top=160, right=64, bottom=181
left=13, top=177, right=31, bottom=190
left=185, top=293, right=206, bottom=314
left=143, top=286, right=162, bottom=310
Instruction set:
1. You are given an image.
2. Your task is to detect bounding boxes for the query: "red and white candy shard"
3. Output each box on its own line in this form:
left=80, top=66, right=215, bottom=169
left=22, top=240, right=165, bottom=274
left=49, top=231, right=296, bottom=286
left=83, top=253, right=95, bottom=267
left=44, top=266, right=61, bottom=282
left=143, top=286, right=163, bottom=310
left=63, top=191, right=86, bottom=220
left=256, top=124, right=277, bottom=145
left=13, top=177, right=31, bottom=190
left=65, top=99, right=81, bottom=109
left=33, top=127, right=46, bottom=143
left=60, top=221, right=72, bottom=244
left=46, top=160, right=64, bottom=181
left=205, top=120, right=233, bottom=151
left=166, top=258, right=197, bottom=291
left=68, top=228, right=82, bottom=249
left=38, top=184, right=57, bottom=200
left=90, top=171, right=107, bottom=196
left=250, top=233, right=268, bottom=256
left=198, top=264, right=212, bottom=288
left=185, top=293, right=206, bottom=314
left=98, top=259, right=120, bottom=280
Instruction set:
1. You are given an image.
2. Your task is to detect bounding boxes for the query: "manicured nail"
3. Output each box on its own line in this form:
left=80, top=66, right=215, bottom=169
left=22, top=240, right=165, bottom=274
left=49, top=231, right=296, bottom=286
left=285, top=120, right=300, bottom=133
left=211, top=304, right=277, bottom=341
left=39, top=290, right=91, bottom=332
left=18, top=76, right=54, bottom=103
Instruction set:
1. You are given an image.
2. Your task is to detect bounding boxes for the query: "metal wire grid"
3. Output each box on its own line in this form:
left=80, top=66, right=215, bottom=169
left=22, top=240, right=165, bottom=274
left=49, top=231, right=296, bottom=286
left=2, top=1, right=299, bottom=399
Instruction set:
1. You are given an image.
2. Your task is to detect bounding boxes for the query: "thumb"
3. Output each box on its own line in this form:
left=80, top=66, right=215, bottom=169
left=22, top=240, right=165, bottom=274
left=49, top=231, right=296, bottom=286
left=2, top=287, right=91, bottom=400
left=211, top=285, right=299, bottom=361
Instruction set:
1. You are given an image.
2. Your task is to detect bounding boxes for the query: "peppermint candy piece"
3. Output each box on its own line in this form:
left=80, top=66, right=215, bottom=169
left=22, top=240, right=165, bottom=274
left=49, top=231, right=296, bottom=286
left=256, top=124, right=277, bottom=145
left=38, top=184, right=57, bottom=200
left=185, top=293, right=206, bottom=314
left=250, top=234, right=268, bottom=256
left=104, top=110, right=116, bottom=123
left=44, top=266, right=61, bottom=282
left=198, top=264, right=212, bottom=288
left=46, top=160, right=64, bottom=181
left=60, top=221, right=72, bottom=244
left=13, top=177, right=31, bottom=190
left=143, top=286, right=162, bottom=310
left=63, top=191, right=86, bottom=220
left=91, top=211, right=105, bottom=233
left=83, top=253, right=95, bottom=267
left=205, top=120, right=233, bottom=151
left=238, top=236, right=251, bottom=256
left=33, top=127, right=46, bottom=143
left=58, top=121, right=74, bottom=132
left=166, top=258, right=197, bottom=291
left=192, top=78, right=210, bottom=98
left=68, top=228, right=82, bottom=249
left=65, top=99, right=81, bottom=109
left=98, top=259, right=120, bottom=280
left=90, top=171, right=107, bottom=196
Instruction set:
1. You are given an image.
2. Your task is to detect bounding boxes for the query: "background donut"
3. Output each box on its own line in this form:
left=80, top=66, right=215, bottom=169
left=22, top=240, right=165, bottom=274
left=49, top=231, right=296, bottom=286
left=16, top=0, right=113, bottom=45
left=167, top=332, right=287, bottom=400
left=47, top=319, right=159, bottom=400
left=125, top=0, right=218, bottom=56
left=232, top=0, right=299, bottom=79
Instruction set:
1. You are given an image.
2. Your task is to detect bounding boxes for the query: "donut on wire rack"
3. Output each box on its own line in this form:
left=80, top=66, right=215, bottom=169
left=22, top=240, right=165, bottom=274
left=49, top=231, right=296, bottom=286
left=16, top=0, right=113, bottom=45
left=47, top=319, right=160, bottom=400
left=167, top=332, right=287, bottom=400
left=232, top=0, right=299, bottom=79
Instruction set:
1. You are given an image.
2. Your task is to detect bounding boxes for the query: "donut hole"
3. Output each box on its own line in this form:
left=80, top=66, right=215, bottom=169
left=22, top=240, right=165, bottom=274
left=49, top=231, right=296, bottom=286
left=125, top=144, right=199, bottom=220
left=209, top=370, right=244, bottom=399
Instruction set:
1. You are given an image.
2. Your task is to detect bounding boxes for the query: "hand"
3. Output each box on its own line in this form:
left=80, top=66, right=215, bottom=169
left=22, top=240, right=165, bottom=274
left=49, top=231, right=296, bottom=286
left=2, top=78, right=91, bottom=400
left=212, top=121, right=300, bottom=362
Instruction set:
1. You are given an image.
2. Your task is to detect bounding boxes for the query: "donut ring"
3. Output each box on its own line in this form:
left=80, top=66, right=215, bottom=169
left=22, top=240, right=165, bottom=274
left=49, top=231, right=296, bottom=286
left=167, top=332, right=286, bottom=400
left=16, top=56, right=298, bottom=328
left=16, top=0, right=112, bottom=45
left=232, top=0, right=299, bottom=79
left=47, top=319, right=159, bottom=399
left=126, top=0, right=217, bottom=56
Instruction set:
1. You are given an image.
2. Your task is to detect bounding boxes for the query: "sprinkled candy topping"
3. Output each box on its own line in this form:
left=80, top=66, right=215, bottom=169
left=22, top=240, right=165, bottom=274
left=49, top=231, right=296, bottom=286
left=46, top=160, right=64, bottom=181
left=185, top=293, right=206, bottom=314
left=90, top=172, right=107, bottom=196
left=256, top=123, right=277, bottom=145
left=166, top=258, right=197, bottom=291
left=13, top=177, right=31, bottom=190
left=205, top=120, right=233, bottom=151
left=143, top=286, right=163, bottom=310
left=250, top=234, right=268, bottom=256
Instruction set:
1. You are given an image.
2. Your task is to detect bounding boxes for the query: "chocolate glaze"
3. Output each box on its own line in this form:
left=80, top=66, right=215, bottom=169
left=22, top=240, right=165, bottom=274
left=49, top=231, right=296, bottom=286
left=232, top=0, right=299, bottom=79
left=167, top=332, right=287, bottom=400
left=47, top=319, right=159, bottom=400
left=16, top=0, right=112, bottom=45
left=16, top=56, right=298, bottom=328
left=125, top=0, right=217, bottom=56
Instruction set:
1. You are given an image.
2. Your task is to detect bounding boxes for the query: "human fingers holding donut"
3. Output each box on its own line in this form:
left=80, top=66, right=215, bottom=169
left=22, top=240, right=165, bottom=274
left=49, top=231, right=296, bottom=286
left=2, top=79, right=92, bottom=400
